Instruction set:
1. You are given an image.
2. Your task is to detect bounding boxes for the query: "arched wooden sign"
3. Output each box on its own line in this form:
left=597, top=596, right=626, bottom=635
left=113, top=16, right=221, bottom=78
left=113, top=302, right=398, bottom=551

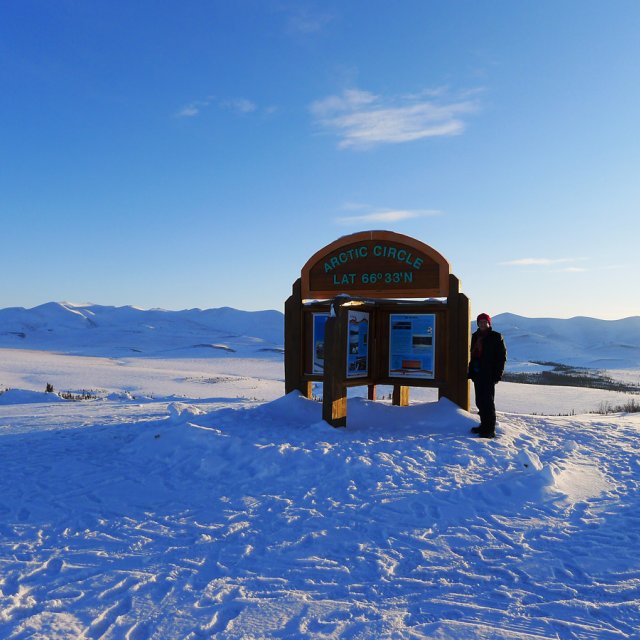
left=286, top=230, right=470, bottom=426
left=301, top=230, right=450, bottom=300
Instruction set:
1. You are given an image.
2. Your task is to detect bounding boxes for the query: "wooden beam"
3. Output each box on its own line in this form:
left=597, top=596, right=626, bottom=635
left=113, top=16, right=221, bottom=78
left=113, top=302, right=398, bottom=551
left=322, top=310, right=347, bottom=427
left=392, top=385, right=410, bottom=406
left=284, top=278, right=310, bottom=396
left=439, top=274, right=470, bottom=411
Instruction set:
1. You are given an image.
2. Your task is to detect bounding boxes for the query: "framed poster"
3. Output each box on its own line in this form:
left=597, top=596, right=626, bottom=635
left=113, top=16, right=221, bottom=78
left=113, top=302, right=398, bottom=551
left=389, top=314, right=436, bottom=379
left=346, top=310, right=369, bottom=378
left=312, top=313, right=329, bottom=374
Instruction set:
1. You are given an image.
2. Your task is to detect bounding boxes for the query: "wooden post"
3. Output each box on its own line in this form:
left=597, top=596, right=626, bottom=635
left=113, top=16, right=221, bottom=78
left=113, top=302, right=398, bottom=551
left=392, top=385, right=410, bottom=406
left=322, top=307, right=347, bottom=427
left=284, top=279, right=312, bottom=398
left=439, top=274, right=470, bottom=410
left=367, top=384, right=377, bottom=401
left=457, top=290, right=471, bottom=411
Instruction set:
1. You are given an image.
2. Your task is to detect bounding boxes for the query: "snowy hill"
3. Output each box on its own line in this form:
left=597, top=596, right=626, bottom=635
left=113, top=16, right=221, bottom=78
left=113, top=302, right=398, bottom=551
left=0, top=302, right=284, bottom=358
left=1, top=303, right=640, bottom=368
left=493, top=313, right=640, bottom=369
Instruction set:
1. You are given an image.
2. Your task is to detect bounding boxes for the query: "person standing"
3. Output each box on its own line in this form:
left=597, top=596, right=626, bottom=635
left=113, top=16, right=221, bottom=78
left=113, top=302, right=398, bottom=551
left=468, top=313, right=507, bottom=438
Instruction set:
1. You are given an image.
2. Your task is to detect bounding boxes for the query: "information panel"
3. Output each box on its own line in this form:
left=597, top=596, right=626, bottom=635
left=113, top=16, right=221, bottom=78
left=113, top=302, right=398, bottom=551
left=389, top=314, right=436, bottom=379
left=312, top=312, right=329, bottom=374
left=346, top=310, right=369, bottom=378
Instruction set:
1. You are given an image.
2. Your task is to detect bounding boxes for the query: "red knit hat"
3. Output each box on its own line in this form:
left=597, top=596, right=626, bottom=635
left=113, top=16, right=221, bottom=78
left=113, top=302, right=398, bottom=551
left=477, top=313, right=491, bottom=326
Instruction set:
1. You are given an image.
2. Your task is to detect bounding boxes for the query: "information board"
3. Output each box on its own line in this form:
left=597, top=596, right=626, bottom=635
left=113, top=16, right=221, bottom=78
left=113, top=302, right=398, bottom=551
left=389, top=313, right=436, bottom=379
left=346, top=310, right=369, bottom=378
left=312, top=312, right=329, bottom=374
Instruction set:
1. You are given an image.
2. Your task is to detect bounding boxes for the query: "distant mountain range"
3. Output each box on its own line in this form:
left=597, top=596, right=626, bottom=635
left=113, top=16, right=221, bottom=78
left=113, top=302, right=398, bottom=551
left=0, top=302, right=284, bottom=358
left=1, top=303, right=639, bottom=369
left=492, top=313, right=640, bottom=370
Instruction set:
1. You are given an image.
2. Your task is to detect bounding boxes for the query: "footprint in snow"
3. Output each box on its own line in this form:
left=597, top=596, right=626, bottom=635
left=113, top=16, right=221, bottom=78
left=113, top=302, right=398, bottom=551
left=86, top=595, right=133, bottom=639
left=124, top=620, right=152, bottom=640
left=307, top=618, right=339, bottom=634
left=406, top=604, right=437, bottom=626
left=202, top=603, right=243, bottom=634
left=1, top=574, right=20, bottom=596
left=44, top=557, right=63, bottom=576
left=498, top=483, right=512, bottom=497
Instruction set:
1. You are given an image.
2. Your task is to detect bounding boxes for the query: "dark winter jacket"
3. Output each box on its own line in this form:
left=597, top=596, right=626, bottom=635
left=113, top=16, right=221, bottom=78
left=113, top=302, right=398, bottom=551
left=468, top=329, right=507, bottom=383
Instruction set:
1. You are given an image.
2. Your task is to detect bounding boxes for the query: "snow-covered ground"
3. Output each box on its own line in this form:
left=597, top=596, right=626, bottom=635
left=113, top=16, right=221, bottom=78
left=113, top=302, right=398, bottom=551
left=1, top=345, right=640, bottom=639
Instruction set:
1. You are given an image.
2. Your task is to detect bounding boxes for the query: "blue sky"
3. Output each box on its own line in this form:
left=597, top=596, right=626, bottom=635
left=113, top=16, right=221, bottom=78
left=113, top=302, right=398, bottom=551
left=1, top=1, right=639, bottom=320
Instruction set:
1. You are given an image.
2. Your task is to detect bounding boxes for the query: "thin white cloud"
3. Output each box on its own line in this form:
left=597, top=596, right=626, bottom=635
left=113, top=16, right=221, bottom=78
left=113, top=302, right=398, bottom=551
left=500, top=258, right=586, bottom=267
left=220, top=98, right=257, bottom=114
left=176, top=105, right=201, bottom=118
left=285, top=7, right=334, bottom=35
left=501, top=258, right=624, bottom=274
left=336, top=208, right=442, bottom=225
left=310, top=88, right=480, bottom=149
left=175, top=97, right=259, bottom=118
left=175, top=98, right=213, bottom=118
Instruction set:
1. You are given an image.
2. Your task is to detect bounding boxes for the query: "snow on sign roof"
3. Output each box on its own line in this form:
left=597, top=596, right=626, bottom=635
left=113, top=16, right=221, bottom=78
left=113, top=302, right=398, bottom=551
left=300, top=230, right=450, bottom=300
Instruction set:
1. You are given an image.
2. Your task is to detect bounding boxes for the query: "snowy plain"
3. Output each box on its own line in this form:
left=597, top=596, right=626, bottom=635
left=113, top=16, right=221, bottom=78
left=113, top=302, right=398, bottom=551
left=1, top=303, right=640, bottom=639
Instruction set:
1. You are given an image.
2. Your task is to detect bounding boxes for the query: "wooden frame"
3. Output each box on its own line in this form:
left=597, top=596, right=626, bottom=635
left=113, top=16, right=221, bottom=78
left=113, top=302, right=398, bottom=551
left=286, top=232, right=470, bottom=427
left=301, top=230, right=450, bottom=300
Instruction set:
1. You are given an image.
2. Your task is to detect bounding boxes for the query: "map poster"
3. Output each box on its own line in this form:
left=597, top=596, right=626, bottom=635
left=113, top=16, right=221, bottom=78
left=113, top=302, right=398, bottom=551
left=346, top=310, right=369, bottom=378
left=389, top=314, right=436, bottom=379
left=312, top=313, right=329, bottom=374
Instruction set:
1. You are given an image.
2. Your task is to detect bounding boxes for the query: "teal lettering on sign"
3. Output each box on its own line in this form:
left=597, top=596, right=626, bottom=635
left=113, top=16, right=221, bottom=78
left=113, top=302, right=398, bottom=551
left=372, top=244, right=423, bottom=269
left=323, top=244, right=425, bottom=273
left=333, top=273, right=357, bottom=285
left=324, top=246, right=369, bottom=272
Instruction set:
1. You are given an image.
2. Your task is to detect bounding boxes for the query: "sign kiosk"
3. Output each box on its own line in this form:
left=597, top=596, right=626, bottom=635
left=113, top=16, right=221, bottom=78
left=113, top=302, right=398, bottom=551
left=285, top=231, right=470, bottom=427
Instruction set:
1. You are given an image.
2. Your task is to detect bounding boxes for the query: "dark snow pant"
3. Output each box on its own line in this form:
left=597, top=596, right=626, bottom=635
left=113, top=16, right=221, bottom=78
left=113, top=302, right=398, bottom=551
left=474, top=377, right=496, bottom=434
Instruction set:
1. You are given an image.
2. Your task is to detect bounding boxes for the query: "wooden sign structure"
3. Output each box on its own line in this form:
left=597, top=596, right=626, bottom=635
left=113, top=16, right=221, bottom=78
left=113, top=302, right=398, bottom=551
left=285, top=230, right=470, bottom=427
